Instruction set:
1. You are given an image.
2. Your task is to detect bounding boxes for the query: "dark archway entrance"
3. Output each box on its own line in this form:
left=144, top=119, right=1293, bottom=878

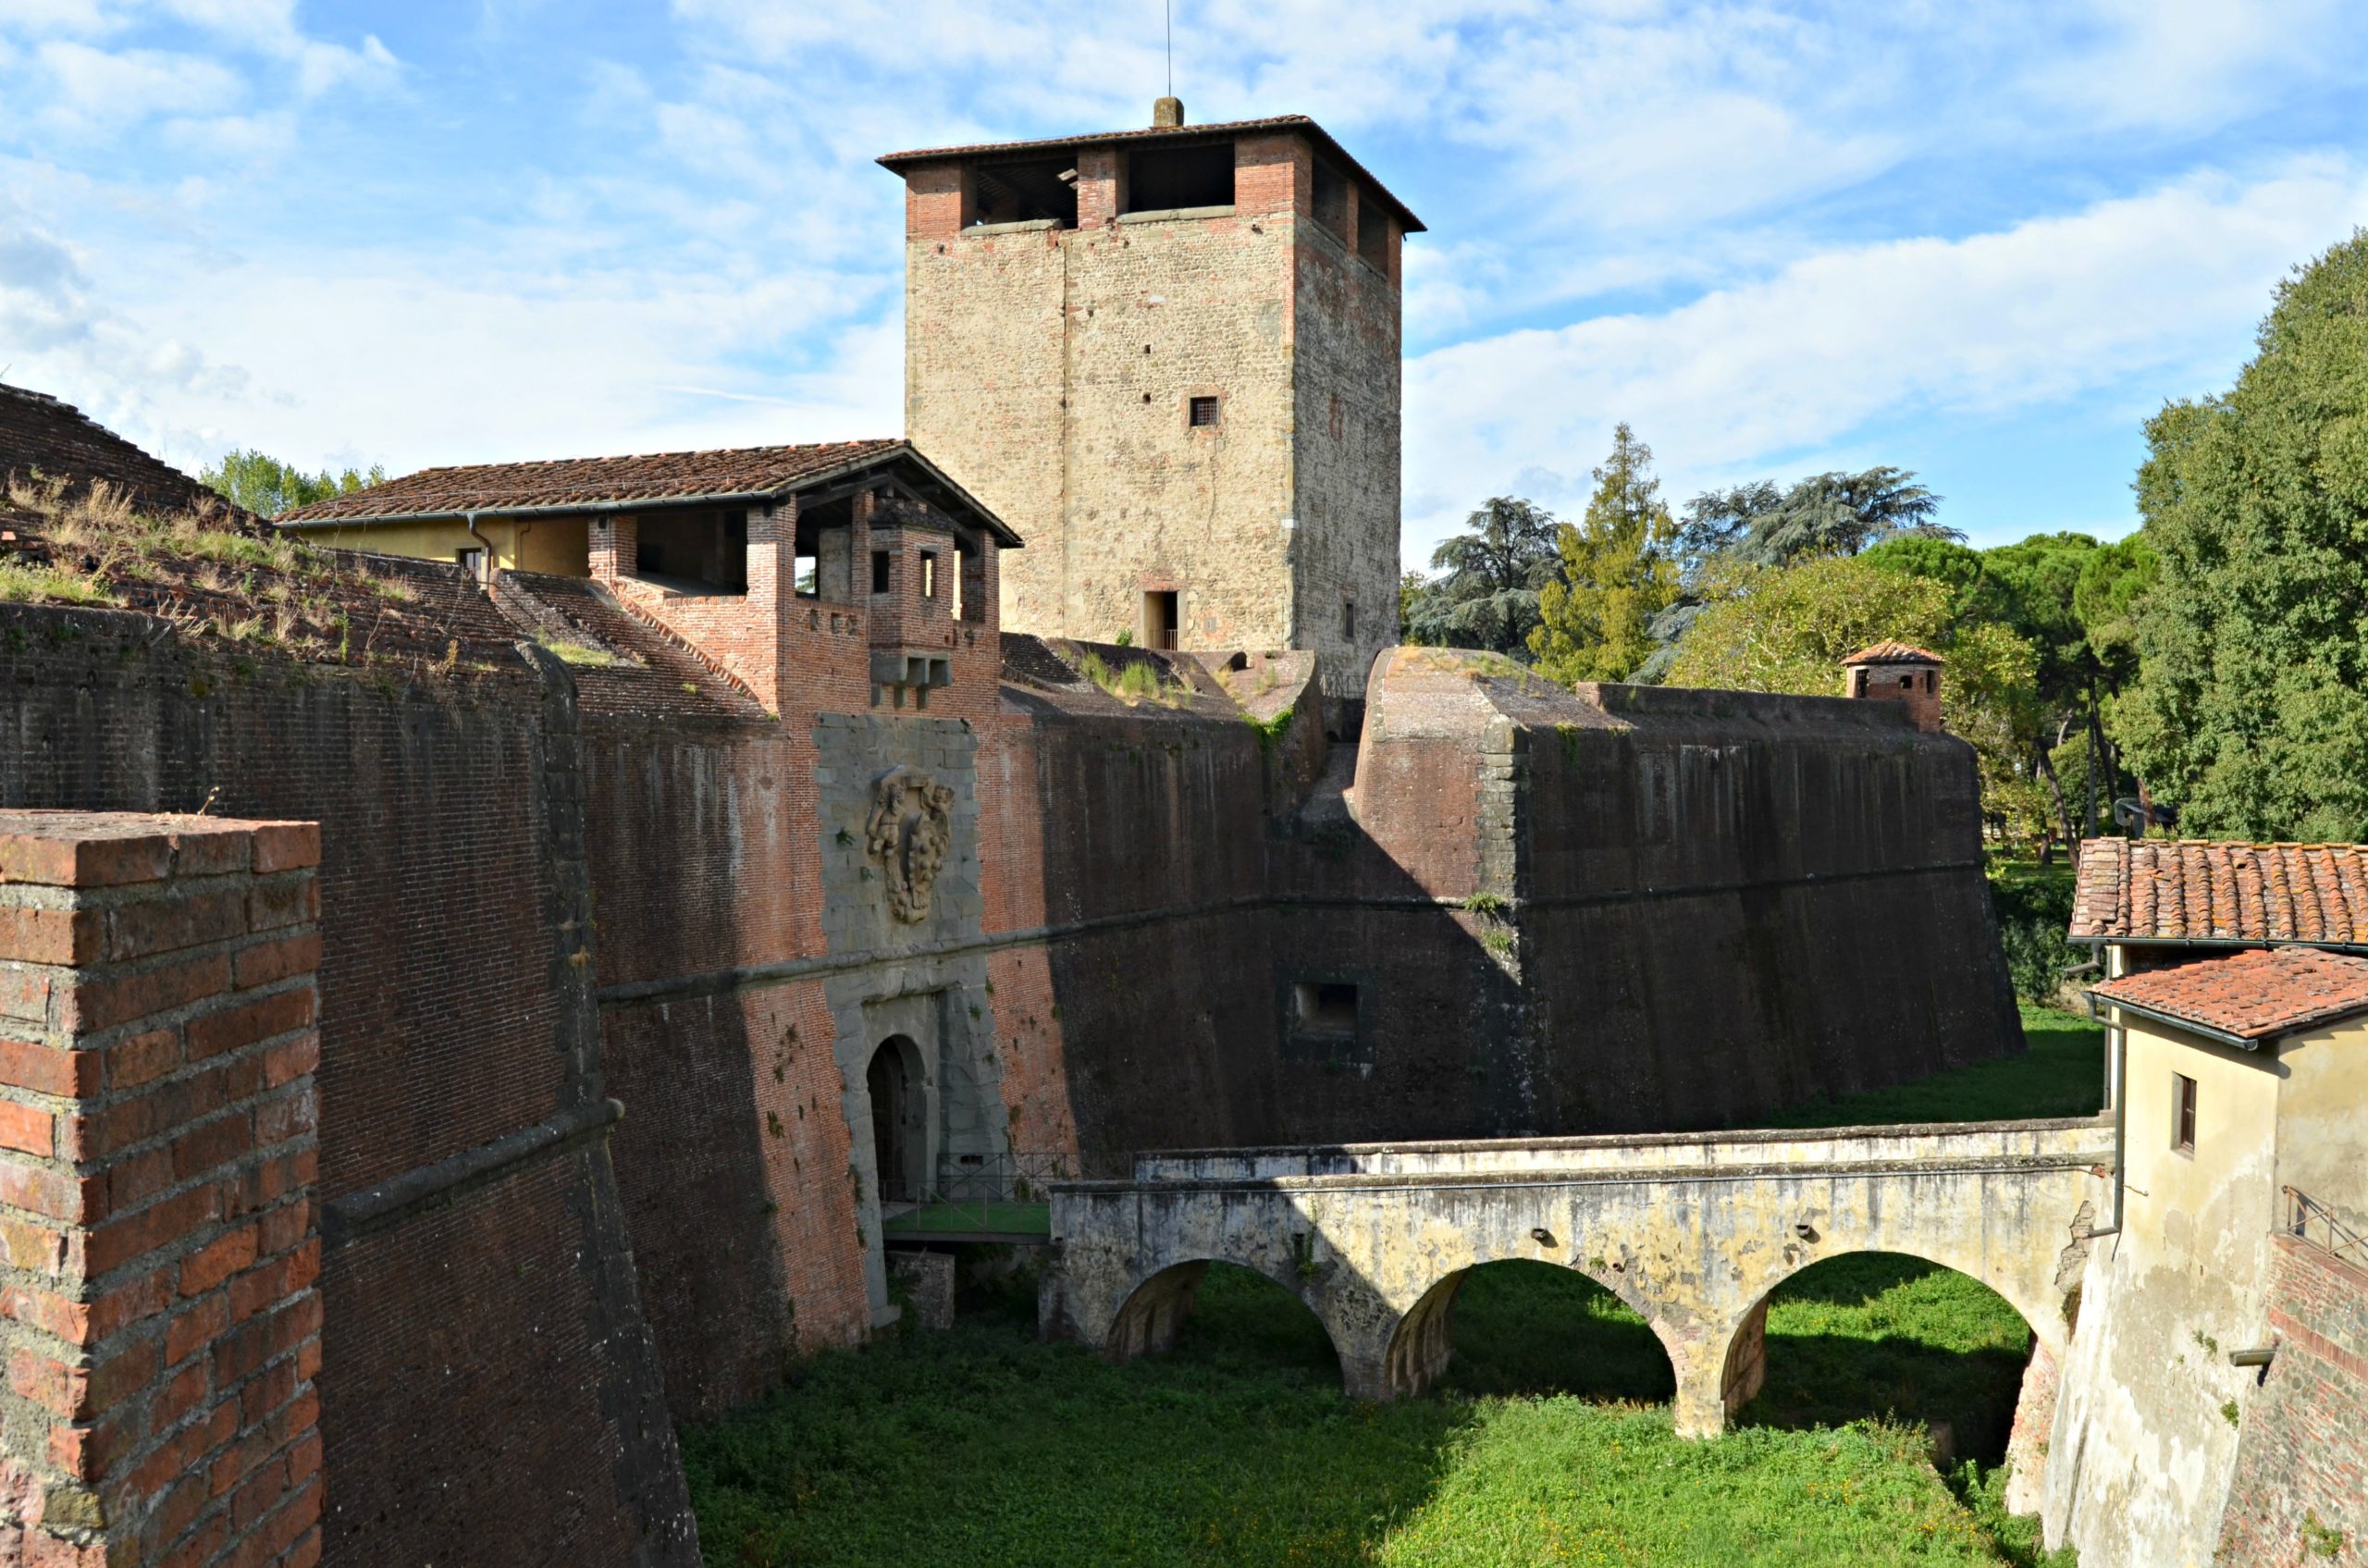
left=868, top=1036, right=921, bottom=1204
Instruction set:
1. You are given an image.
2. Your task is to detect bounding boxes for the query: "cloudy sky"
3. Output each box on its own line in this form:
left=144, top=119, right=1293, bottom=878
left=4, top=1, right=2363, bottom=563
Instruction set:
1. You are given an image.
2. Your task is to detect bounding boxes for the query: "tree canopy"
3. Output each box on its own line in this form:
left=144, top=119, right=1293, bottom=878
left=1401, top=496, right=1560, bottom=656
left=1527, top=424, right=1680, bottom=682
left=200, top=450, right=387, bottom=519
left=2115, top=230, right=2368, bottom=840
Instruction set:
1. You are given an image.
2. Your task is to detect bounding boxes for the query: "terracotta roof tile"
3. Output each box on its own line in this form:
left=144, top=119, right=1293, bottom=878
left=1843, top=641, right=1944, bottom=665
left=2071, top=839, right=2368, bottom=945
left=278, top=439, right=903, bottom=525
left=2091, top=947, right=2368, bottom=1043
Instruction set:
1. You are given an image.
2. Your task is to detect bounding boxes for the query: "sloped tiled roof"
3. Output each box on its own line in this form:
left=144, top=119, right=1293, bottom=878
left=2071, top=838, right=2368, bottom=946
left=278, top=439, right=902, bottom=524
left=879, top=113, right=1426, bottom=233
left=2090, top=947, right=2368, bottom=1043
left=1844, top=641, right=1944, bottom=666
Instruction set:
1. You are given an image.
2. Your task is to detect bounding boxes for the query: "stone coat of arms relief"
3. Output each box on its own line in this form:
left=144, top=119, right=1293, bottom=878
left=865, top=767, right=956, bottom=923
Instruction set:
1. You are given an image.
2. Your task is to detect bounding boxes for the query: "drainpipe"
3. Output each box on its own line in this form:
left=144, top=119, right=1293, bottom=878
left=2086, top=993, right=2128, bottom=1240
left=463, top=511, right=495, bottom=586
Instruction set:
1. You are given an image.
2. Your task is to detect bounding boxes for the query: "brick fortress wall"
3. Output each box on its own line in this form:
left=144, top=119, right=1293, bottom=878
left=0, top=603, right=697, bottom=1568
left=2214, top=1235, right=2367, bottom=1563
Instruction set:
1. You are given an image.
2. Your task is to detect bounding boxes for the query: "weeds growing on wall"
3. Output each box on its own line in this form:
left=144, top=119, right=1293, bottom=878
left=0, top=475, right=471, bottom=673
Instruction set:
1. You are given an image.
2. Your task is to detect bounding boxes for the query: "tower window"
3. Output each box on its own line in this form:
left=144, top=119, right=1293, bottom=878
left=2172, top=1072, right=2197, bottom=1155
left=1342, top=599, right=1355, bottom=638
left=921, top=551, right=938, bottom=599
left=1189, top=395, right=1220, bottom=428
left=1311, top=160, right=1348, bottom=237
left=871, top=550, right=893, bottom=594
left=1356, top=195, right=1390, bottom=268
left=1125, top=142, right=1235, bottom=212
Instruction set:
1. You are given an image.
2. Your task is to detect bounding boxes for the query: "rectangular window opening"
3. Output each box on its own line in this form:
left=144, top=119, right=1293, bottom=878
left=455, top=547, right=487, bottom=582
left=2173, top=1071, right=2198, bottom=1154
left=970, top=155, right=1079, bottom=228
left=1342, top=599, right=1356, bottom=639
left=1189, top=395, right=1220, bottom=428
left=871, top=549, right=893, bottom=595
left=1311, top=159, right=1348, bottom=237
left=956, top=534, right=986, bottom=623
left=1124, top=142, right=1235, bottom=213
left=632, top=508, right=747, bottom=594
left=1356, top=192, right=1390, bottom=268
left=921, top=551, right=939, bottom=599
left=1293, top=982, right=1359, bottom=1036
left=1144, top=589, right=1178, bottom=651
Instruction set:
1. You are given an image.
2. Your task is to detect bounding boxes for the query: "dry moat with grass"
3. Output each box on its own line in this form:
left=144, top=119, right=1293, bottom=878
left=683, top=1009, right=2101, bottom=1568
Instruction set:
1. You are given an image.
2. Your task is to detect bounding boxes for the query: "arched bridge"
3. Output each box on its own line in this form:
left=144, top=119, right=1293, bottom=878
left=1042, top=1118, right=2111, bottom=1438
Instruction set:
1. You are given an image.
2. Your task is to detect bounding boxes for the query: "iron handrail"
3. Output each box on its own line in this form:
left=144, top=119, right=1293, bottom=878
left=2285, top=1185, right=2368, bottom=1267
left=885, top=1149, right=1130, bottom=1237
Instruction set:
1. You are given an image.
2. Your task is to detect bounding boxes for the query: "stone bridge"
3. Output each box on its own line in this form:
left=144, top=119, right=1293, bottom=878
left=1042, top=1118, right=2112, bottom=1441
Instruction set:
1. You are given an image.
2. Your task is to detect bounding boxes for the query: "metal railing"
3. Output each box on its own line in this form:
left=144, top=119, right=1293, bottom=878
left=2285, top=1185, right=2368, bottom=1268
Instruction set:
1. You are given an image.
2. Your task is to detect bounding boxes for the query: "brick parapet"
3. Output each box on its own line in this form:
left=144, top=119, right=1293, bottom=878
left=0, top=811, right=321, bottom=1568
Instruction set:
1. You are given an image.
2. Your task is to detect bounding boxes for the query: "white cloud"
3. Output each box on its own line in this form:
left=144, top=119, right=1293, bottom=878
left=1402, top=157, right=2368, bottom=560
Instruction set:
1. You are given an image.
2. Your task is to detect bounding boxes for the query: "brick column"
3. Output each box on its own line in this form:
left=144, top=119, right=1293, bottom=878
left=0, top=811, right=322, bottom=1568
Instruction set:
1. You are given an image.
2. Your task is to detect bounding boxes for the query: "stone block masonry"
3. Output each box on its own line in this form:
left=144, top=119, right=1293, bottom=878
left=0, top=810, right=321, bottom=1568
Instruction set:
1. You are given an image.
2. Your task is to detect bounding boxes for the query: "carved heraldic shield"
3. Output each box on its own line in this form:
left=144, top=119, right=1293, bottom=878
left=865, top=767, right=956, bottom=924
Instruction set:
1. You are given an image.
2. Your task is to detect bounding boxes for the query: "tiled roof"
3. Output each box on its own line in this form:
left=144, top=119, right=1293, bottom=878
left=878, top=113, right=1426, bottom=234
left=2090, top=947, right=2368, bottom=1043
left=278, top=439, right=901, bottom=524
left=2070, top=838, right=2368, bottom=945
left=1844, top=641, right=1944, bottom=665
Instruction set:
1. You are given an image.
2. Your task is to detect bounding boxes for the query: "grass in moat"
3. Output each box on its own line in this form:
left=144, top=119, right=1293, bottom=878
left=681, top=1008, right=2097, bottom=1568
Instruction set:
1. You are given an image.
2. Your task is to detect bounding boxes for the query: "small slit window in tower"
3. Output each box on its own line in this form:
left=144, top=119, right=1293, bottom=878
left=871, top=549, right=893, bottom=594
left=920, top=551, right=938, bottom=599
left=1144, top=590, right=1178, bottom=650
left=1293, top=982, right=1359, bottom=1036
left=1189, top=395, right=1220, bottom=427
left=1342, top=599, right=1356, bottom=639
left=2173, top=1072, right=2198, bottom=1154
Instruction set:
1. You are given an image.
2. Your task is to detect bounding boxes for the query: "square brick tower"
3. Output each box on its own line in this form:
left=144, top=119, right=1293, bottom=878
left=882, top=101, right=1421, bottom=710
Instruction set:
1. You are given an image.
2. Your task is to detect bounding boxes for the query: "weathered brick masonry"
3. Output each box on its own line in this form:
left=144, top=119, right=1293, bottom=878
left=0, top=606, right=697, bottom=1568
left=0, top=811, right=320, bottom=1568
left=2214, top=1235, right=2368, bottom=1564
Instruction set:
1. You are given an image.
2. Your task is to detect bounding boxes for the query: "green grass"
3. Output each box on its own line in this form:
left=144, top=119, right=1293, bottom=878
left=1760, top=1006, right=2103, bottom=1130
left=684, top=1012, right=2103, bottom=1567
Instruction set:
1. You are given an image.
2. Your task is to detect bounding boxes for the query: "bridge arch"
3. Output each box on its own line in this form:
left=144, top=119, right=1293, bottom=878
left=1385, top=1257, right=1681, bottom=1401
left=1714, top=1246, right=2060, bottom=1475
left=1104, top=1258, right=1349, bottom=1372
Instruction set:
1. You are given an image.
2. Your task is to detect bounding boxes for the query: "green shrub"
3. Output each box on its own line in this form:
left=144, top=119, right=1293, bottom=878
left=1991, top=864, right=2082, bottom=1003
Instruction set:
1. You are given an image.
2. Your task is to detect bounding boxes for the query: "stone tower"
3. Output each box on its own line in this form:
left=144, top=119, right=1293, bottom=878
left=881, top=104, right=1421, bottom=710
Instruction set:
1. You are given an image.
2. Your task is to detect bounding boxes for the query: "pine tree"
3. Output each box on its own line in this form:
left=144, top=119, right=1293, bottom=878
left=1528, top=424, right=1679, bottom=682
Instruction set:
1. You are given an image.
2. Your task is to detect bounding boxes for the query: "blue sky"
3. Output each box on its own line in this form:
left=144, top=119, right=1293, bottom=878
left=5, top=1, right=2366, bottom=565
